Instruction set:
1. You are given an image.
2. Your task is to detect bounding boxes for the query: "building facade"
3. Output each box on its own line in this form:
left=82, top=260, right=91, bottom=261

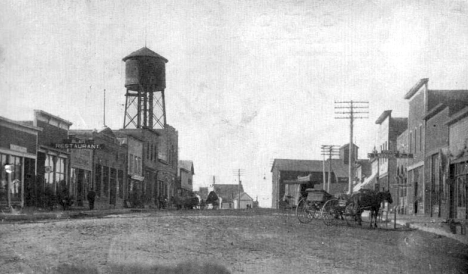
left=178, top=160, right=194, bottom=195
left=374, top=110, right=408, bottom=201
left=69, top=148, right=93, bottom=207
left=156, top=125, right=179, bottom=200
left=70, top=127, right=127, bottom=209
left=447, top=106, right=468, bottom=220
left=115, top=134, right=144, bottom=206
left=34, top=110, right=72, bottom=208
left=0, top=116, right=41, bottom=208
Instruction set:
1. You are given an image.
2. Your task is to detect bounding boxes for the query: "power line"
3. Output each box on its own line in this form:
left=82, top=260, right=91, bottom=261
left=334, top=100, right=369, bottom=194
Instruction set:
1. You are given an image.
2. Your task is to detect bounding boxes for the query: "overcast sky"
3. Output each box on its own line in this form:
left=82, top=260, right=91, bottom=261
left=1, top=0, right=468, bottom=207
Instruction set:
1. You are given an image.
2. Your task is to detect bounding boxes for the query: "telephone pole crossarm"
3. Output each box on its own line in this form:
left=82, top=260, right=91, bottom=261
left=333, top=100, right=369, bottom=194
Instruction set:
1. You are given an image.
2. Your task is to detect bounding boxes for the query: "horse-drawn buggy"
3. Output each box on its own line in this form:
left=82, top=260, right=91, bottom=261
left=296, top=188, right=393, bottom=228
left=296, top=189, right=332, bottom=223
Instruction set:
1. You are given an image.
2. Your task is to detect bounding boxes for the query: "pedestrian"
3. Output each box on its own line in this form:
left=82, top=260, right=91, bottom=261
left=87, top=188, right=96, bottom=210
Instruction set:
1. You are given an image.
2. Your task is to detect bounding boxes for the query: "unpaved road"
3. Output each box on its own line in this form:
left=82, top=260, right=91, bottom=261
left=0, top=210, right=467, bottom=274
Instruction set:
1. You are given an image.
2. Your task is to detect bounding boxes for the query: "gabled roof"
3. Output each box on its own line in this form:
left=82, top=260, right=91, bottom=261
left=233, top=192, right=254, bottom=201
left=179, top=160, right=195, bottom=175
left=122, top=47, right=168, bottom=62
left=271, top=159, right=323, bottom=172
left=328, top=159, right=349, bottom=178
left=214, top=184, right=244, bottom=203
left=98, top=126, right=116, bottom=138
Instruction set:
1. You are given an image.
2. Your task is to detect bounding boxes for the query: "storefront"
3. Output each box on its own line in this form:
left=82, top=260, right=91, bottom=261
left=450, top=158, right=468, bottom=220
left=70, top=149, right=93, bottom=206
left=0, top=116, right=41, bottom=208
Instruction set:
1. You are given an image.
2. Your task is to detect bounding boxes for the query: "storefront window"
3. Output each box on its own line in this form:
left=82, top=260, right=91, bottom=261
left=0, top=154, right=7, bottom=202
left=55, top=157, right=65, bottom=191
left=95, top=164, right=101, bottom=197
left=457, top=177, right=466, bottom=207
left=118, top=170, right=123, bottom=199
left=44, top=154, right=54, bottom=188
left=103, top=166, right=109, bottom=197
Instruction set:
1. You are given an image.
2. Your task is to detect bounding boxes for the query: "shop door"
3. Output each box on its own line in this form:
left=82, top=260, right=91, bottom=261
left=110, top=168, right=117, bottom=206
left=24, top=158, right=36, bottom=207
left=77, top=169, right=84, bottom=206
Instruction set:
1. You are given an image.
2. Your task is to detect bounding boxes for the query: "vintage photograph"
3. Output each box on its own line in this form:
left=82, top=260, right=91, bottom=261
left=0, top=0, right=467, bottom=273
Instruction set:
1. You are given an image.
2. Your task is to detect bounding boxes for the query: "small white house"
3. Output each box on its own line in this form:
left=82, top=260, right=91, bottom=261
left=233, top=192, right=254, bottom=209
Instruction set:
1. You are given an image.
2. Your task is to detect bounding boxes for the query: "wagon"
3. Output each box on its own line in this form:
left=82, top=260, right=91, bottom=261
left=296, top=189, right=333, bottom=223
left=320, top=196, right=355, bottom=226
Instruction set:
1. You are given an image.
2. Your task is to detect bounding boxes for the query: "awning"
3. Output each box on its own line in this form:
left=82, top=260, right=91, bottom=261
left=353, top=172, right=377, bottom=192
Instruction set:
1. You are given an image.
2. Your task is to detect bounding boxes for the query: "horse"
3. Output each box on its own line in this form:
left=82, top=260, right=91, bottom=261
left=205, top=191, right=219, bottom=209
left=352, top=190, right=393, bottom=228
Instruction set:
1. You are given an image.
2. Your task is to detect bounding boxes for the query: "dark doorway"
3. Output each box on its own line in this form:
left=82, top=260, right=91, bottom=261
left=24, top=158, right=36, bottom=207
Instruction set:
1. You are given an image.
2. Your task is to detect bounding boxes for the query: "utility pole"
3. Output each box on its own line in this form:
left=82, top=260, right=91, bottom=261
left=103, top=89, right=106, bottom=126
left=233, top=169, right=245, bottom=209
left=321, top=145, right=339, bottom=192
left=335, top=100, right=369, bottom=194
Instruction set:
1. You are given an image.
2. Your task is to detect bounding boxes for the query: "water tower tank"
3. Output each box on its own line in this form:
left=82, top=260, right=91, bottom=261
left=123, top=47, right=168, bottom=91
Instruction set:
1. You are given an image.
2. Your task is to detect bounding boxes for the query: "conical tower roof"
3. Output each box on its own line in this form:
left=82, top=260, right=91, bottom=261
left=122, top=47, right=168, bottom=62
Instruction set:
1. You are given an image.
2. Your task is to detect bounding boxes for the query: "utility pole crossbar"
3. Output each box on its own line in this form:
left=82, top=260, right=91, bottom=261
left=334, top=100, right=369, bottom=194
left=321, top=145, right=340, bottom=192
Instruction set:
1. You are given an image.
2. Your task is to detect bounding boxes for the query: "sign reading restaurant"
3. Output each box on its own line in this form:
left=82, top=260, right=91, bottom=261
left=55, top=139, right=102, bottom=150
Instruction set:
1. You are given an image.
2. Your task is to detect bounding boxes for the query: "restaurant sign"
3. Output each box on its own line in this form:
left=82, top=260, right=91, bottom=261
left=55, top=139, right=103, bottom=150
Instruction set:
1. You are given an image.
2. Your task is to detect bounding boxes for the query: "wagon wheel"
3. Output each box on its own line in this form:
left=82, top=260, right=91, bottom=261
left=321, top=199, right=339, bottom=226
left=343, top=203, right=356, bottom=226
left=296, top=198, right=314, bottom=224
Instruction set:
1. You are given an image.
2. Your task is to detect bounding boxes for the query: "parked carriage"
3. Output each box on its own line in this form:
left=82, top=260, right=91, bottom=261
left=297, top=189, right=393, bottom=228
left=295, top=189, right=333, bottom=223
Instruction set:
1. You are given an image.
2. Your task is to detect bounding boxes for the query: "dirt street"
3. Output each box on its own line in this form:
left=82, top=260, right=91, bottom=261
left=0, top=209, right=467, bottom=274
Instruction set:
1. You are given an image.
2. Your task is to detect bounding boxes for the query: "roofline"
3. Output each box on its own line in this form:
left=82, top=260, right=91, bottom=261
left=0, top=117, right=43, bottom=132
left=445, top=106, right=468, bottom=126
left=375, top=110, right=392, bottom=124
left=424, top=103, right=447, bottom=121
left=34, top=109, right=73, bottom=126
left=404, top=78, right=428, bottom=100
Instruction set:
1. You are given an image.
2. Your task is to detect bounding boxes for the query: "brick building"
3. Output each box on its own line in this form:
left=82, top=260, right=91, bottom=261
left=446, top=106, right=468, bottom=220
left=374, top=110, right=407, bottom=199
left=0, top=116, right=41, bottom=208
left=34, top=110, right=73, bottom=205
left=155, top=125, right=179, bottom=200
left=402, top=78, right=468, bottom=216
left=115, top=133, right=144, bottom=206
left=70, top=127, right=127, bottom=209
left=115, top=128, right=160, bottom=206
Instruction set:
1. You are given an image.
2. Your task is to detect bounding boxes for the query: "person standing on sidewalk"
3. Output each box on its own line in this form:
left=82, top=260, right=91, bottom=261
left=87, top=188, right=96, bottom=210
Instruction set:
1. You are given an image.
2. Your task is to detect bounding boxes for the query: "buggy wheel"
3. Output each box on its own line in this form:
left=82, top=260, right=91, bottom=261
left=344, top=203, right=356, bottom=226
left=321, top=199, right=339, bottom=226
left=296, top=198, right=314, bottom=224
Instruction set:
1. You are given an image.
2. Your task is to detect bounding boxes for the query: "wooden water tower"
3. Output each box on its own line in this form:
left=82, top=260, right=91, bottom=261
left=122, top=47, right=168, bottom=129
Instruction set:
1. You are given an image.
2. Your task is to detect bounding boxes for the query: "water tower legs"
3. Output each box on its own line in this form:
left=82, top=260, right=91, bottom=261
left=149, top=91, right=154, bottom=129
